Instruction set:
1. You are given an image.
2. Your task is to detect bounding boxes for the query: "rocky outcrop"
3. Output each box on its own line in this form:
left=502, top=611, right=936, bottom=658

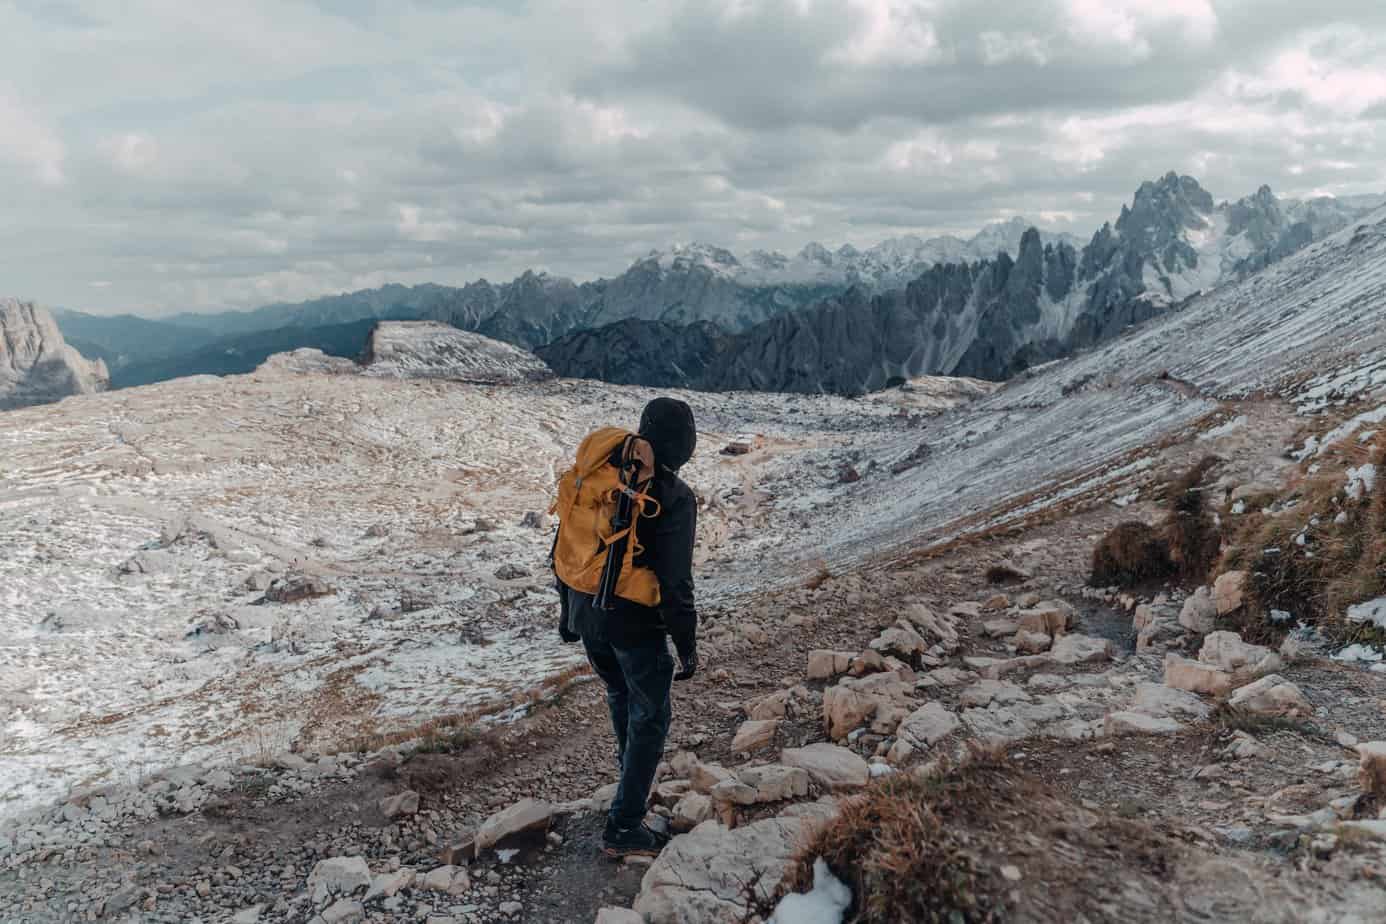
left=1, top=298, right=109, bottom=411
left=362, top=321, right=553, bottom=384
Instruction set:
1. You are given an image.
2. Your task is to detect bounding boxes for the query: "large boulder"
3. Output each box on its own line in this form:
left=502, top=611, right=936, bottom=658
left=634, top=809, right=836, bottom=923
left=780, top=744, right=870, bottom=792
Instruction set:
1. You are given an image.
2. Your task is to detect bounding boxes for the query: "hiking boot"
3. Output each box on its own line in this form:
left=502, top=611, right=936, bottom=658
left=602, top=821, right=670, bottom=859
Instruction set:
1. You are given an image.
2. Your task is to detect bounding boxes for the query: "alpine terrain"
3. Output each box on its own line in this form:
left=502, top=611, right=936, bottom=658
left=3, top=194, right=1386, bottom=924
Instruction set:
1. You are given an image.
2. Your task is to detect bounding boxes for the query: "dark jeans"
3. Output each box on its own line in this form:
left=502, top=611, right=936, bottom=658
left=582, top=634, right=674, bottom=829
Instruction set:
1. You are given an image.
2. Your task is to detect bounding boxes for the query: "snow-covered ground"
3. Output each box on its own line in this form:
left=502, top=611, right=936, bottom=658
left=2, top=206, right=1384, bottom=821
left=0, top=370, right=920, bottom=816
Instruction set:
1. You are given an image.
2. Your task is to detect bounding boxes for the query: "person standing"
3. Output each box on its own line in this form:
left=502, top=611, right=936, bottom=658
left=556, top=397, right=699, bottom=857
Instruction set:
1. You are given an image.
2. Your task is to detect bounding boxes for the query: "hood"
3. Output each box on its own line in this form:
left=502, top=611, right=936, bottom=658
left=639, top=397, right=697, bottom=472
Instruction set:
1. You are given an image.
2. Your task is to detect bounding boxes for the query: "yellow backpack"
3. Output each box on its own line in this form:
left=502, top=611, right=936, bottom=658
left=551, top=428, right=662, bottom=608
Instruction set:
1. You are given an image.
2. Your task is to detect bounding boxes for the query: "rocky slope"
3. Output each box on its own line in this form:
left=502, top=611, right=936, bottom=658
left=541, top=176, right=1383, bottom=393
left=0, top=298, right=109, bottom=411
left=362, top=322, right=554, bottom=384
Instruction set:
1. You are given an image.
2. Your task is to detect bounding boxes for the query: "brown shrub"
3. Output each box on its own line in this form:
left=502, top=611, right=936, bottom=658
left=787, top=758, right=1010, bottom=924
left=1163, top=455, right=1223, bottom=582
left=984, top=564, right=1029, bottom=585
left=1090, top=521, right=1172, bottom=588
left=1220, top=433, right=1386, bottom=638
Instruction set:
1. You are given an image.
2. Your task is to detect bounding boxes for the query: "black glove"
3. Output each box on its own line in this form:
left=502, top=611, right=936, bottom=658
left=673, top=645, right=698, bottom=681
left=557, top=580, right=580, bottom=644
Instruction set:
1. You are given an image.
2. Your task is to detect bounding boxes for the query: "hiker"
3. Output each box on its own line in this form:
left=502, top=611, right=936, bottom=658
left=552, top=397, right=699, bottom=858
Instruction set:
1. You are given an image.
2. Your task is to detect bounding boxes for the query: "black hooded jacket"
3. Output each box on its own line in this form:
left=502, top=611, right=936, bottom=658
left=562, top=398, right=698, bottom=659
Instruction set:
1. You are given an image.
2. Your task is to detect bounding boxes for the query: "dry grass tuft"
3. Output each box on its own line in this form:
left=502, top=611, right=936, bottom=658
left=1220, top=432, right=1386, bottom=637
left=1164, top=455, right=1223, bottom=582
left=1090, top=521, right=1172, bottom=587
left=984, top=564, right=1029, bottom=585
left=786, top=756, right=1012, bottom=924
left=1089, top=457, right=1222, bottom=588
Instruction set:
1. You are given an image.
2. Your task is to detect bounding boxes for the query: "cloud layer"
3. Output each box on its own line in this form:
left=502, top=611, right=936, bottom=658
left=2, top=0, right=1384, bottom=315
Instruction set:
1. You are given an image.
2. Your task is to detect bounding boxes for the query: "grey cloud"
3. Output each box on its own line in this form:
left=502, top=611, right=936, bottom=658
left=2, top=0, right=1385, bottom=315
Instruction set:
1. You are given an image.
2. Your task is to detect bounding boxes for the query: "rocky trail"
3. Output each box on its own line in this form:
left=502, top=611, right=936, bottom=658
left=7, top=478, right=1386, bottom=922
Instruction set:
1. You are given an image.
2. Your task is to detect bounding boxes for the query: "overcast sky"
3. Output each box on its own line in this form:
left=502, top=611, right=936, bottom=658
left=3, top=0, right=1385, bottom=316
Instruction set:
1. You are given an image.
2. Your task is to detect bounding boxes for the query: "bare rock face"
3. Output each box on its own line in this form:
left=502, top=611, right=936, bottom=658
left=0, top=298, right=109, bottom=410
left=362, top=321, right=553, bottom=384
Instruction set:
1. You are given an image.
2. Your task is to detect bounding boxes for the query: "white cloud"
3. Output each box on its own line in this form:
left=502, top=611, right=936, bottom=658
left=0, top=0, right=1383, bottom=316
left=0, top=87, right=65, bottom=185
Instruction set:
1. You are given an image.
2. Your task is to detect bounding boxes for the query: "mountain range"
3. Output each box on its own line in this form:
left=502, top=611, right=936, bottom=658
left=538, top=176, right=1386, bottom=392
left=48, top=175, right=1386, bottom=396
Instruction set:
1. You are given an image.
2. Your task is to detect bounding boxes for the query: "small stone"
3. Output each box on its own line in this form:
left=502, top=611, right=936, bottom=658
left=1000, top=864, right=1022, bottom=882
left=1213, top=571, right=1247, bottom=615
left=1163, top=654, right=1233, bottom=696
left=321, top=899, right=364, bottom=924
left=477, top=798, right=554, bottom=851
left=379, top=790, right=420, bottom=819
left=730, top=719, right=780, bottom=754
left=307, top=857, right=371, bottom=904
left=896, top=703, right=960, bottom=749
left=1105, top=711, right=1185, bottom=736
left=1179, top=587, right=1217, bottom=634
left=1227, top=674, right=1312, bottom=718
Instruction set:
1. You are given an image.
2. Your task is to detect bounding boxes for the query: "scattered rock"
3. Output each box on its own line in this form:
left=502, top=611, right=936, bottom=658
left=494, top=563, right=531, bottom=581
left=1048, top=633, right=1113, bottom=665
left=1012, top=629, right=1052, bottom=654
left=780, top=743, right=870, bottom=792
left=982, top=618, right=1020, bottom=638
left=869, top=623, right=929, bottom=661
left=731, top=719, right=780, bottom=754
left=596, top=909, right=645, bottom=924
left=1131, top=682, right=1211, bottom=720
left=822, top=684, right=878, bottom=740
left=896, top=702, right=960, bottom=749
left=633, top=814, right=829, bottom=922
left=379, top=790, right=420, bottom=819
left=1356, top=742, right=1386, bottom=796
left=307, top=856, right=371, bottom=904
left=1228, top=674, right=1313, bottom=718
left=476, top=798, right=554, bottom=851
left=321, top=899, right=365, bottom=923
left=421, top=865, right=471, bottom=895
left=1179, top=587, right=1218, bottom=634
left=1017, top=603, right=1071, bottom=637
left=1105, top=711, right=1186, bottom=736
left=671, top=792, right=714, bottom=832
left=265, top=575, right=334, bottom=604
left=806, top=650, right=855, bottom=681
left=1164, top=654, right=1233, bottom=696
left=1198, top=631, right=1282, bottom=680
left=1214, top=571, right=1248, bottom=615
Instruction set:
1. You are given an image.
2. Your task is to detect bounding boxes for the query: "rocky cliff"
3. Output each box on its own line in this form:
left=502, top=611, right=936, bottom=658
left=0, top=298, right=109, bottom=411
